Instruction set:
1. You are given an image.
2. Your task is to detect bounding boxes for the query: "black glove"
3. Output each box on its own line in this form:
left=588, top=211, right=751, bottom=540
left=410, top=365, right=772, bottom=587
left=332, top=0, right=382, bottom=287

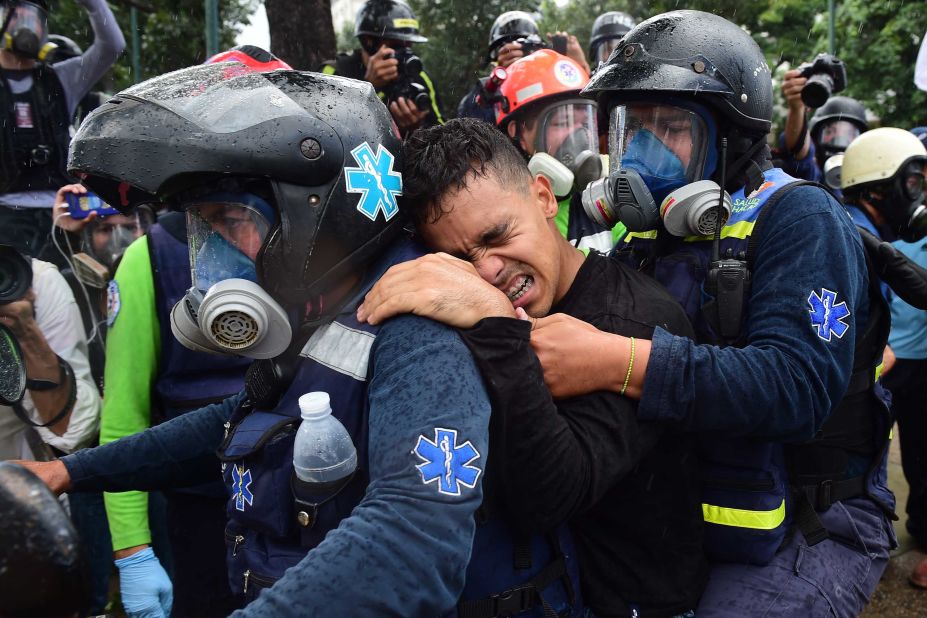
left=858, top=226, right=927, bottom=309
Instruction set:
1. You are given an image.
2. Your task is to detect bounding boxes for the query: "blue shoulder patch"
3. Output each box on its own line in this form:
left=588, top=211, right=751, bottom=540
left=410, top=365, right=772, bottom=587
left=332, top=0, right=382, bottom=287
left=413, top=427, right=482, bottom=496
left=807, top=288, right=851, bottom=342
left=106, top=280, right=121, bottom=327
left=344, top=142, right=402, bottom=223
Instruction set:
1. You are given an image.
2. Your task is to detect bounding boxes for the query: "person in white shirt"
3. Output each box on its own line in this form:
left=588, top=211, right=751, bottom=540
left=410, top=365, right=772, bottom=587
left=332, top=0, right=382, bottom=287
left=0, top=256, right=100, bottom=460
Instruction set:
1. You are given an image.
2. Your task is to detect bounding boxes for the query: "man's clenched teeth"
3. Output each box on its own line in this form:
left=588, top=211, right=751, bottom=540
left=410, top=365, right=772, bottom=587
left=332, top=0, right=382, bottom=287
left=506, top=275, right=533, bottom=302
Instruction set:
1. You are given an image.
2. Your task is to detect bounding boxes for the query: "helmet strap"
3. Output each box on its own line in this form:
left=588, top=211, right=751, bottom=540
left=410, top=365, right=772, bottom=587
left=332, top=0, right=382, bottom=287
left=718, top=136, right=768, bottom=194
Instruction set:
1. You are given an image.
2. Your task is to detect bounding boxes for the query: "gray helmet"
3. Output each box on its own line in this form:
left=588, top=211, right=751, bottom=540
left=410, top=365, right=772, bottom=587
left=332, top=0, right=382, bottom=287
left=588, top=11, right=636, bottom=60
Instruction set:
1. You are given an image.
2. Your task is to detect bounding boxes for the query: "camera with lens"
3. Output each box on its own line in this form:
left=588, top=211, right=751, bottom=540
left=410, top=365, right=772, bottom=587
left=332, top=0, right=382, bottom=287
left=798, top=53, right=847, bottom=109
left=0, top=245, right=32, bottom=304
left=28, top=145, right=51, bottom=167
left=386, top=47, right=431, bottom=112
left=513, top=34, right=549, bottom=56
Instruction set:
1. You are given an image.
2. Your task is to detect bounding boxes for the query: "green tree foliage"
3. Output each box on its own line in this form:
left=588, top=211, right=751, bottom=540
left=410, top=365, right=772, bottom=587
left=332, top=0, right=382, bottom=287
left=833, top=0, right=927, bottom=127
left=47, top=0, right=257, bottom=92
left=539, top=0, right=926, bottom=128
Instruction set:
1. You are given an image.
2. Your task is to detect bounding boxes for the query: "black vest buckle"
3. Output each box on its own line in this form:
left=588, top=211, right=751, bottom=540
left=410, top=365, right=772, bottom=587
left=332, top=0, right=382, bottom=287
left=811, top=479, right=833, bottom=511
left=491, top=584, right=535, bottom=616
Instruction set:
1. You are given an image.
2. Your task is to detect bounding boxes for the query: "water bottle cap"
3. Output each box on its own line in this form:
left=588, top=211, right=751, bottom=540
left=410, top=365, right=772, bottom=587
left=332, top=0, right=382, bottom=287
left=298, top=392, right=331, bottom=419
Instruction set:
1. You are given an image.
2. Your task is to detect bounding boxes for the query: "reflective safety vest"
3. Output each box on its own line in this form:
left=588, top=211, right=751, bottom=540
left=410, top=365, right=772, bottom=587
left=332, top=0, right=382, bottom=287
left=555, top=193, right=620, bottom=255
left=217, top=243, right=582, bottom=616
left=617, top=168, right=893, bottom=565
left=148, top=219, right=250, bottom=423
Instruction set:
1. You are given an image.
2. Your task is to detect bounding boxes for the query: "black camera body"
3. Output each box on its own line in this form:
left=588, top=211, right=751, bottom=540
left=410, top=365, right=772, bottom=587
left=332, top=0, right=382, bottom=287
left=798, top=53, right=847, bottom=108
left=513, top=34, right=549, bottom=56
left=386, top=47, right=431, bottom=112
left=0, top=245, right=32, bottom=304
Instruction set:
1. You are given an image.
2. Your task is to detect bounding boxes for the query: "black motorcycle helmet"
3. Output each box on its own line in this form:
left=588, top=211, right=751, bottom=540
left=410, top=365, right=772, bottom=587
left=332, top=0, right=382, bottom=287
left=584, top=10, right=774, bottom=188
left=0, top=462, right=89, bottom=617
left=588, top=11, right=636, bottom=61
left=488, top=10, right=538, bottom=56
left=809, top=95, right=868, bottom=144
left=355, top=0, right=427, bottom=44
left=68, top=64, right=406, bottom=306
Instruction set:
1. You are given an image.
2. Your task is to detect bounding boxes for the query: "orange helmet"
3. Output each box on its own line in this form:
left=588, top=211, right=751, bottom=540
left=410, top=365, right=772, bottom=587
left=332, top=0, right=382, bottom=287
left=494, top=49, right=589, bottom=127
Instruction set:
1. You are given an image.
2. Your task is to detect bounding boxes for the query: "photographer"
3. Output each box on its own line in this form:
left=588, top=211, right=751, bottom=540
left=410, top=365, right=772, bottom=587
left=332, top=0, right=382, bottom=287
left=0, top=0, right=124, bottom=265
left=322, top=0, right=442, bottom=135
left=0, top=247, right=100, bottom=462
left=779, top=54, right=866, bottom=189
left=458, top=11, right=591, bottom=122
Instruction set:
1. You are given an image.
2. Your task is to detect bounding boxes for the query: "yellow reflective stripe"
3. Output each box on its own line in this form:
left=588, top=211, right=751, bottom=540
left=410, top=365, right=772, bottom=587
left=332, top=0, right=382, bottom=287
left=874, top=362, right=884, bottom=382
left=321, top=64, right=336, bottom=75
left=622, top=217, right=758, bottom=244
left=623, top=230, right=658, bottom=243
left=418, top=70, right=444, bottom=124
left=393, top=18, right=419, bottom=29
left=684, top=219, right=757, bottom=242
left=702, top=499, right=786, bottom=530
left=889, top=427, right=894, bottom=440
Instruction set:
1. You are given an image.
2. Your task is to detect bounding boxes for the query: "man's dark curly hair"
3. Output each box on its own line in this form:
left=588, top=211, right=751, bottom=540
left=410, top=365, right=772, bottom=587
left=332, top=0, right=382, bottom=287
left=402, top=118, right=532, bottom=229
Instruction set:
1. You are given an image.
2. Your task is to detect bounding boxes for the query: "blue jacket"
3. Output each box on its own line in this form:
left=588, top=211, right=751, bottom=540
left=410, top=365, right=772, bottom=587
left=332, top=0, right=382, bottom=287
left=64, top=240, right=494, bottom=615
left=635, top=173, right=872, bottom=443
left=618, top=168, right=893, bottom=564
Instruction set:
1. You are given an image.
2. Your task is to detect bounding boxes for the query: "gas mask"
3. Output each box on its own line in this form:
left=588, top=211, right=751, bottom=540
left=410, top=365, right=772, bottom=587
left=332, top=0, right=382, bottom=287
left=871, top=160, right=927, bottom=243
left=72, top=211, right=153, bottom=288
left=0, top=2, right=56, bottom=61
left=582, top=101, right=718, bottom=233
left=525, top=99, right=605, bottom=197
left=169, top=193, right=292, bottom=359
left=822, top=153, right=843, bottom=191
left=594, top=37, right=621, bottom=66
left=814, top=119, right=860, bottom=169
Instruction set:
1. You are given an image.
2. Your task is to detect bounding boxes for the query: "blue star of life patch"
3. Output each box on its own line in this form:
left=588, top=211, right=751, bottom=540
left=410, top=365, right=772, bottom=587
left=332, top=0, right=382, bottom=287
left=807, top=288, right=851, bottom=342
left=345, top=142, right=402, bottom=222
left=106, top=280, right=120, bottom=327
left=231, top=464, right=254, bottom=511
left=413, top=428, right=482, bottom=496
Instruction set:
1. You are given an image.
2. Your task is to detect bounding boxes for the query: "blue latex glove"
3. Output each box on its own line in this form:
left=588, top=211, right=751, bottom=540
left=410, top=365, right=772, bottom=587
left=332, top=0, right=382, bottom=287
left=114, top=547, right=173, bottom=618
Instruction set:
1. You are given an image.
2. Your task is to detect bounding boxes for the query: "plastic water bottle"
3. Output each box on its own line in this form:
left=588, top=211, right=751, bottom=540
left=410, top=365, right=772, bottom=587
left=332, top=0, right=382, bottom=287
left=293, top=392, right=357, bottom=484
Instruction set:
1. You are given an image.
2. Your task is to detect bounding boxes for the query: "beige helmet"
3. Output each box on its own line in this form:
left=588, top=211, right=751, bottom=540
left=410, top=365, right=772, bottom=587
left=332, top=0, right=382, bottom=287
left=842, top=127, right=927, bottom=191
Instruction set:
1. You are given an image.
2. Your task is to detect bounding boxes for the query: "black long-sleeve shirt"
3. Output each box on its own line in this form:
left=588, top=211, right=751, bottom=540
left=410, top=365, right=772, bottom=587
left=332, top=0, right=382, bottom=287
left=461, top=252, right=708, bottom=617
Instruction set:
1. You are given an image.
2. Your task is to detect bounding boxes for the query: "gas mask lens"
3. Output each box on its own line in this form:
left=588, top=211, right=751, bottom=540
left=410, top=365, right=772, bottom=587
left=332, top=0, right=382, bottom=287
left=186, top=199, right=272, bottom=294
left=902, top=165, right=926, bottom=202
left=595, top=38, right=620, bottom=65
left=536, top=100, right=597, bottom=168
left=1, top=2, right=49, bottom=59
left=817, top=119, right=860, bottom=152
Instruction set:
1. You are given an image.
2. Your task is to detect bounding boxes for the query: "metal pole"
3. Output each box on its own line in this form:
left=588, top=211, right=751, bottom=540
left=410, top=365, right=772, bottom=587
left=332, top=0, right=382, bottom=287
left=205, top=0, right=219, bottom=58
left=130, top=7, right=141, bottom=84
left=828, top=0, right=836, bottom=55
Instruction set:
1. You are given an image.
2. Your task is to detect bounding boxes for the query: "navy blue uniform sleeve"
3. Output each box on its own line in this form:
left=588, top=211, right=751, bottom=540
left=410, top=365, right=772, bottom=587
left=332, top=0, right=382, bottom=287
left=776, top=131, right=824, bottom=183
left=63, top=393, right=242, bottom=492
left=235, top=315, right=490, bottom=617
left=639, top=187, right=867, bottom=441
